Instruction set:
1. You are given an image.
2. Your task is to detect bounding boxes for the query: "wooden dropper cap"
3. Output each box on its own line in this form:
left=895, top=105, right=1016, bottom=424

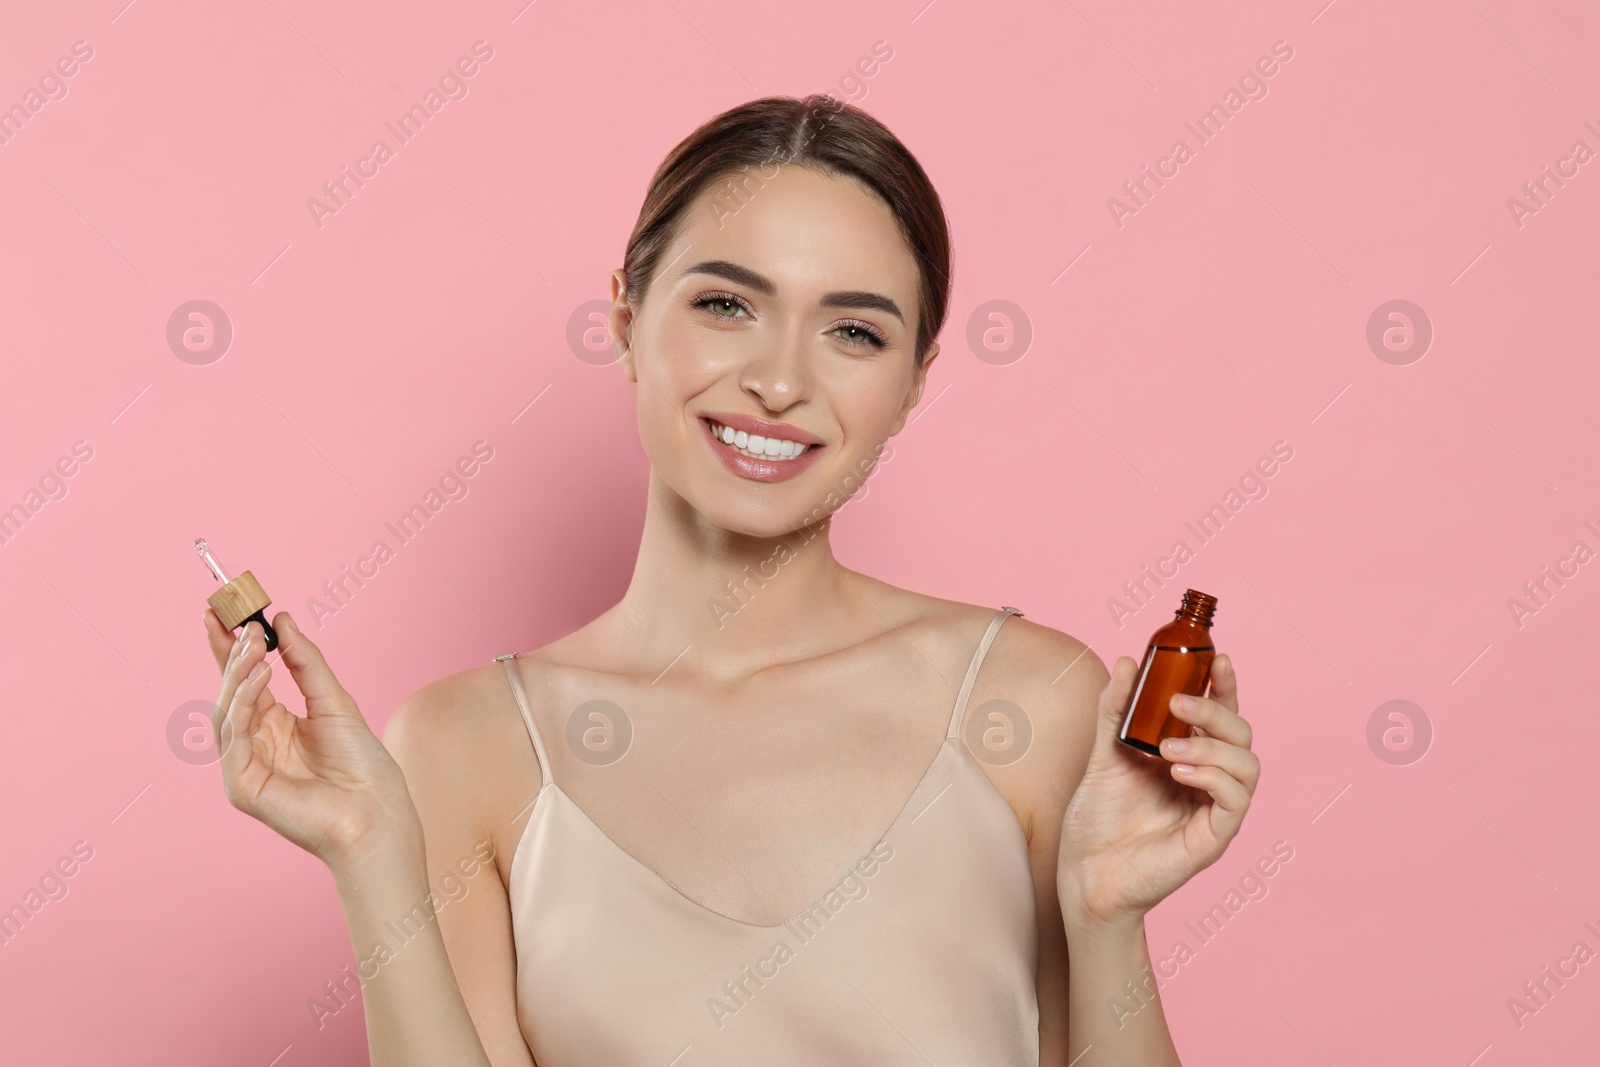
left=196, top=538, right=279, bottom=652
left=207, top=570, right=270, bottom=630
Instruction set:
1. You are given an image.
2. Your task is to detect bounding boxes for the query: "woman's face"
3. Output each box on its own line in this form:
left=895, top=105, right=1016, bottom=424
left=612, top=164, right=937, bottom=538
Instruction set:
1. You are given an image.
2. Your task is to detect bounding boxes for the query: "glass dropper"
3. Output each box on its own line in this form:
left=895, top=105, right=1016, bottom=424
left=195, top=538, right=228, bottom=584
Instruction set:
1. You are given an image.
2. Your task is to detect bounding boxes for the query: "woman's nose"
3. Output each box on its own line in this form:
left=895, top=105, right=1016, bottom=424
left=737, top=332, right=811, bottom=410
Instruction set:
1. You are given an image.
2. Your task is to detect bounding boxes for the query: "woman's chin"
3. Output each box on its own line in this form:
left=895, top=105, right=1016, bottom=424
left=698, top=497, right=832, bottom=541
left=649, top=461, right=839, bottom=539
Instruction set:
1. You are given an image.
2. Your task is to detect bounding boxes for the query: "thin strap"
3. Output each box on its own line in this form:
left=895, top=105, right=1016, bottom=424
left=946, top=606, right=1024, bottom=738
left=496, top=653, right=553, bottom=787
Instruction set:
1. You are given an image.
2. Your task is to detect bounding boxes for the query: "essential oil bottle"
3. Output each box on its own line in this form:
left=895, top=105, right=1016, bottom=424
left=1117, top=589, right=1217, bottom=756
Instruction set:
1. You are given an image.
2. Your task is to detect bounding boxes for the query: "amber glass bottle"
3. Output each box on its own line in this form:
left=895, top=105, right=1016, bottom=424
left=1117, top=589, right=1217, bottom=756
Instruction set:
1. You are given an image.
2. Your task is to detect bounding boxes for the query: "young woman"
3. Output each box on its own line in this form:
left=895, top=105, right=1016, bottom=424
left=204, top=95, right=1259, bottom=1067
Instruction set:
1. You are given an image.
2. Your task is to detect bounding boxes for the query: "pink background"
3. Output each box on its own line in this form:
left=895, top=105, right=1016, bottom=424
left=2, top=0, right=1597, bottom=1063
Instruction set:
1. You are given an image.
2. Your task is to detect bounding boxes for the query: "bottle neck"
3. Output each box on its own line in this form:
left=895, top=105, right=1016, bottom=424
left=1174, top=589, right=1217, bottom=627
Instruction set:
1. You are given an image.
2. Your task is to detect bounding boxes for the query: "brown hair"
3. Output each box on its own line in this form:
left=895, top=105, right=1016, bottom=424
left=621, top=95, right=951, bottom=371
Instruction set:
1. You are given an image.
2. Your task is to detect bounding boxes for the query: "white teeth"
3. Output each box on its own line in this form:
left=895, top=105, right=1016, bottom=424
left=708, top=421, right=812, bottom=461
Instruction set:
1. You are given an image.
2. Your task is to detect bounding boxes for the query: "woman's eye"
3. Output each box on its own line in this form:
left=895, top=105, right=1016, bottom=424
left=694, top=294, right=747, bottom=318
left=835, top=322, right=887, bottom=349
left=693, top=295, right=884, bottom=349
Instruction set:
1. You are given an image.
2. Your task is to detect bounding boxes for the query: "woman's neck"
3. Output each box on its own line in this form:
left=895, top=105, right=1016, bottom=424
left=607, top=470, right=874, bottom=682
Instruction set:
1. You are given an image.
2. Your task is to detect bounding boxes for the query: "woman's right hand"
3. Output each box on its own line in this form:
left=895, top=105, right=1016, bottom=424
left=204, top=609, right=422, bottom=872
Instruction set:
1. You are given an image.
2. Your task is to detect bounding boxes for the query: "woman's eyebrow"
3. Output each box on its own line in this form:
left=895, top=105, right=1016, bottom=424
left=682, top=260, right=905, bottom=325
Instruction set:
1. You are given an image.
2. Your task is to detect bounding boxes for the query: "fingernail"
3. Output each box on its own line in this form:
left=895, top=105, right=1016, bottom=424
left=1173, top=763, right=1196, bottom=775
left=1174, top=694, right=1196, bottom=712
left=281, top=614, right=298, bottom=635
left=1164, top=737, right=1190, bottom=754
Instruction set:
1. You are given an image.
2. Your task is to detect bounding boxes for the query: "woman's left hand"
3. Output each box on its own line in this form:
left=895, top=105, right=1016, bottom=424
left=1056, top=652, right=1259, bottom=927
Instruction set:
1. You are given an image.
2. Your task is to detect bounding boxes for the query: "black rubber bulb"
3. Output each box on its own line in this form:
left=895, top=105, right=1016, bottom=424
left=243, top=610, right=279, bottom=652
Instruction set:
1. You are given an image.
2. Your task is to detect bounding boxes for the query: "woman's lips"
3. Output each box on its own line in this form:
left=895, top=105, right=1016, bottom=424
left=699, top=417, right=825, bottom=483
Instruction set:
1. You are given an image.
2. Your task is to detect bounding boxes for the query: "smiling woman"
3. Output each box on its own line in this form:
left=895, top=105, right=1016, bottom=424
left=206, top=93, right=1258, bottom=1067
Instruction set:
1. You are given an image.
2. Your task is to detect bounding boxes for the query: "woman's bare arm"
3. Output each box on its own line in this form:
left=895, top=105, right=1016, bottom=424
left=205, top=612, right=510, bottom=1066
left=381, top=672, right=541, bottom=1066
left=326, top=829, right=501, bottom=1065
left=973, top=617, right=1182, bottom=1066
left=1057, top=649, right=1258, bottom=1066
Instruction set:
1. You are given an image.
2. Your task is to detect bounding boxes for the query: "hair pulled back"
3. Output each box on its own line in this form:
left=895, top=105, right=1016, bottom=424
left=621, top=95, right=951, bottom=370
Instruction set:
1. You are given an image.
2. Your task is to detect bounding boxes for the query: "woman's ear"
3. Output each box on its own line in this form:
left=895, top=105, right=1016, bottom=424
left=610, top=269, right=637, bottom=382
left=888, top=340, right=938, bottom=436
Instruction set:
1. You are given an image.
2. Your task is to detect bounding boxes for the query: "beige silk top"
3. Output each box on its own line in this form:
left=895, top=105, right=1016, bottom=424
left=496, top=605, right=1040, bottom=1065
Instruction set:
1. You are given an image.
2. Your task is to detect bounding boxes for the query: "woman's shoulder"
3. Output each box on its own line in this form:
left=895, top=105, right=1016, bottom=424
left=384, top=658, right=525, bottom=748
left=381, top=656, right=548, bottom=847
left=883, top=581, right=1108, bottom=692
left=383, top=619, right=588, bottom=748
left=897, top=587, right=1110, bottom=841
